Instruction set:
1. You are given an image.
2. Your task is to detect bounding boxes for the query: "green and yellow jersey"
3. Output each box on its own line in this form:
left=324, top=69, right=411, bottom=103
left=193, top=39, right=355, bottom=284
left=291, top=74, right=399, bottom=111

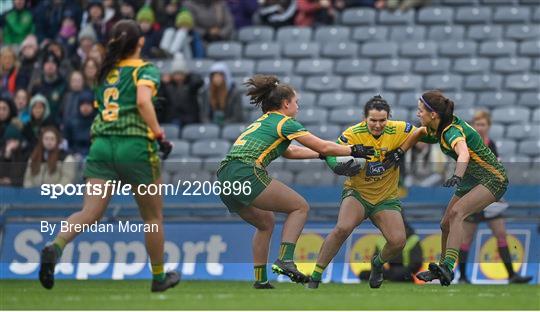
left=91, top=59, right=160, bottom=139
left=332, top=120, right=416, bottom=205
left=222, top=112, right=309, bottom=168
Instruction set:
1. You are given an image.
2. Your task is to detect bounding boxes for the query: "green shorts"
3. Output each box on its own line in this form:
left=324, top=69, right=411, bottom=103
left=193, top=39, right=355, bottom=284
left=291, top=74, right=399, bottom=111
left=84, top=136, right=160, bottom=185
left=341, top=188, right=401, bottom=219
left=455, top=172, right=508, bottom=201
left=216, top=160, right=271, bottom=212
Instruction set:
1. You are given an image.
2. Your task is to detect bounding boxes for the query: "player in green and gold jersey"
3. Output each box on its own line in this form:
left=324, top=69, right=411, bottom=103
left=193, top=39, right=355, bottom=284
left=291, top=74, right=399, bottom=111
left=39, top=20, right=178, bottom=292
left=217, top=75, right=374, bottom=289
left=385, top=90, right=509, bottom=286
left=307, top=95, right=417, bottom=289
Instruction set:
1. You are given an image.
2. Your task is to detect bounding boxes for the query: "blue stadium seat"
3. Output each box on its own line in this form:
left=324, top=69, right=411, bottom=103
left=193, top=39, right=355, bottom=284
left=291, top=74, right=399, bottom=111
left=283, top=42, right=320, bottom=59
left=464, top=74, right=502, bottom=91
left=378, top=9, right=414, bottom=25
left=256, top=59, right=293, bottom=75
left=284, top=158, right=325, bottom=172
left=454, top=108, right=477, bottom=122
left=481, top=0, right=515, bottom=4
left=314, top=26, right=351, bottom=42
left=249, top=110, right=263, bottom=122
left=168, top=140, right=190, bottom=158
left=505, top=25, right=540, bottom=41
left=392, top=107, right=409, bottom=121
left=341, top=7, right=376, bottom=26
left=298, top=91, right=317, bottom=107
left=186, top=59, right=214, bottom=75
left=295, top=59, right=334, bottom=76
left=535, top=59, right=540, bottom=73
left=519, top=40, right=540, bottom=57
left=446, top=92, right=476, bottom=107
left=281, top=76, right=304, bottom=89
left=237, top=26, right=274, bottom=43
left=385, top=75, right=423, bottom=92
left=397, top=91, right=422, bottom=108
left=266, top=157, right=284, bottom=170
left=206, top=42, right=242, bottom=60
left=334, top=59, right=372, bottom=75
left=305, top=75, right=342, bottom=92
left=439, top=40, right=477, bottom=57
left=427, top=25, right=465, bottom=41
left=244, top=42, right=281, bottom=59
left=344, top=75, right=383, bottom=91
left=492, top=107, right=530, bottom=124
left=505, top=74, right=540, bottom=91
left=361, top=42, right=398, bottom=58
left=233, top=76, right=249, bottom=93
left=352, top=26, right=389, bottom=42
left=424, top=74, right=463, bottom=91
left=276, top=26, right=312, bottom=43
left=309, top=124, right=342, bottom=140
left=533, top=108, right=540, bottom=122
left=163, top=157, right=202, bottom=175
left=321, top=42, right=358, bottom=59
left=295, top=170, right=336, bottom=186
left=268, top=170, right=294, bottom=185
left=173, top=171, right=212, bottom=183
left=489, top=123, right=505, bottom=141
left=329, top=107, right=363, bottom=125
left=374, top=59, right=413, bottom=75
left=295, top=108, right=328, bottom=125
left=518, top=140, right=540, bottom=157
left=162, top=124, right=180, bottom=139
left=224, top=60, right=254, bottom=77
left=454, top=7, right=492, bottom=24
left=534, top=6, right=540, bottom=23
left=417, top=7, right=454, bottom=24
left=202, top=156, right=223, bottom=173
left=413, top=58, right=451, bottom=74
left=467, top=25, right=503, bottom=41
left=518, top=92, right=540, bottom=108
left=479, top=40, right=517, bottom=57
left=317, top=92, right=356, bottom=108
left=493, top=57, right=531, bottom=74
left=191, top=139, right=230, bottom=157
left=453, top=58, right=490, bottom=74
left=359, top=92, right=397, bottom=106
left=389, top=26, right=426, bottom=42
left=400, top=41, right=437, bottom=58
left=441, top=0, right=479, bottom=5
left=221, top=123, right=247, bottom=141
left=477, top=91, right=517, bottom=108
left=507, top=124, right=540, bottom=140
left=181, top=124, right=220, bottom=140
left=493, top=6, right=530, bottom=24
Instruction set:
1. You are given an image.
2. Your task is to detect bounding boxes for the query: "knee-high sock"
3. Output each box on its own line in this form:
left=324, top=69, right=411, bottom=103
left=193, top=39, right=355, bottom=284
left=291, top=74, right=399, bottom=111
left=497, top=237, right=515, bottom=277
left=458, top=243, right=470, bottom=279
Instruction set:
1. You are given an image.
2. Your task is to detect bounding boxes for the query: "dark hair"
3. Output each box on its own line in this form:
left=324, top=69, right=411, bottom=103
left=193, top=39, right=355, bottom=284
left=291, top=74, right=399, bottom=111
left=98, top=19, right=142, bottom=83
left=421, top=90, right=455, bottom=138
left=30, top=126, right=62, bottom=176
left=244, top=75, right=296, bottom=113
left=364, top=95, right=391, bottom=118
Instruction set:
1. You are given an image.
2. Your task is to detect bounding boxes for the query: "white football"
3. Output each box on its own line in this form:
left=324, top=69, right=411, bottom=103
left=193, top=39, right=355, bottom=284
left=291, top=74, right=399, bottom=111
left=335, top=156, right=367, bottom=170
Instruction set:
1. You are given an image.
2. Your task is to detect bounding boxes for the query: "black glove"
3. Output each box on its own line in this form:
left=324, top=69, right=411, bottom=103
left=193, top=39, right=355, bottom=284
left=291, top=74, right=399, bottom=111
left=155, top=132, right=173, bottom=160
left=333, top=159, right=362, bottom=177
left=318, top=153, right=326, bottom=160
left=383, top=148, right=405, bottom=170
left=443, top=175, right=462, bottom=187
left=350, top=144, right=375, bottom=159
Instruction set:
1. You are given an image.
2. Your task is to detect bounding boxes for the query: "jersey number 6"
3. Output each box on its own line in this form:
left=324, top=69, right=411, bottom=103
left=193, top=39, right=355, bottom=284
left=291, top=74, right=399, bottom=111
left=102, top=87, right=120, bottom=122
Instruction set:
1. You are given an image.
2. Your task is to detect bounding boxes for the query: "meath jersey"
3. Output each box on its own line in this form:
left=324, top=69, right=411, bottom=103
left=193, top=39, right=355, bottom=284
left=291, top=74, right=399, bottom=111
left=334, top=120, right=416, bottom=205
left=222, top=112, right=309, bottom=168
left=91, top=59, right=160, bottom=139
left=421, top=116, right=507, bottom=183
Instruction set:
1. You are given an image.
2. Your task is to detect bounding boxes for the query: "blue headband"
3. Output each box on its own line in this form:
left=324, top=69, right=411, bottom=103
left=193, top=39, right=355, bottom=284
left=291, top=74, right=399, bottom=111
left=419, top=95, right=435, bottom=112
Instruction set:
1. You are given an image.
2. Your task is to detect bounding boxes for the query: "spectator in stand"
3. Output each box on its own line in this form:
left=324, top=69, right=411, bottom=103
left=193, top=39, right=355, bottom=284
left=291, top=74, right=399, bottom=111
left=159, top=0, right=181, bottom=28
left=82, top=57, right=99, bottom=90
left=136, top=5, right=164, bottom=58
left=226, top=0, right=258, bottom=29
left=0, top=97, right=19, bottom=141
left=88, top=43, right=106, bottom=66
left=0, top=46, right=20, bottom=96
left=159, top=58, right=204, bottom=127
left=80, top=0, right=108, bottom=44
left=0, top=0, right=35, bottom=45
left=44, top=41, right=73, bottom=79
left=258, top=0, right=296, bottom=28
left=14, top=88, right=30, bottom=125
left=61, top=71, right=89, bottom=123
left=16, top=34, right=40, bottom=90
left=199, top=62, right=243, bottom=126
left=56, top=11, right=79, bottom=58
left=295, top=0, right=336, bottom=27
left=76, top=24, right=98, bottom=65
left=119, top=0, right=138, bottom=20
left=29, top=53, right=67, bottom=122
left=160, top=10, right=205, bottom=59
left=23, top=126, right=76, bottom=188
left=33, top=0, right=82, bottom=43
left=63, top=91, right=95, bottom=157
left=0, top=126, right=27, bottom=187
left=22, top=94, right=56, bottom=153
left=184, top=0, right=234, bottom=42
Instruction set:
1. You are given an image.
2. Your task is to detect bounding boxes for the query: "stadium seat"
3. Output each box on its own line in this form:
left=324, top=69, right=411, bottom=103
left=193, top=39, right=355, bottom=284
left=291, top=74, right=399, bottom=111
left=424, top=74, right=462, bottom=91
left=534, top=59, right=540, bottom=73
left=427, top=25, right=465, bottom=41
left=295, top=108, right=328, bottom=125
left=284, top=158, right=325, bottom=172
left=454, top=108, right=476, bottom=122
left=533, top=108, right=540, bottom=122
left=413, top=58, right=451, bottom=74
left=162, top=124, right=180, bottom=139
left=344, top=75, right=383, bottom=91
left=295, top=59, right=334, bottom=76
left=256, top=59, right=293, bottom=75
left=492, top=107, right=530, bottom=124
left=464, top=74, right=502, bottom=91
left=378, top=9, right=414, bottom=25
left=400, top=41, right=437, bottom=58
left=446, top=92, right=476, bottom=107
left=334, top=59, right=372, bottom=75
left=249, top=110, right=263, bottom=122
left=298, top=91, right=317, bottom=107
left=233, top=76, right=249, bottom=92
left=438, top=40, right=477, bottom=57
left=495, top=140, right=518, bottom=157
left=163, top=157, right=202, bottom=175
left=389, top=26, right=427, bottom=42
left=221, top=123, right=247, bottom=141
left=454, top=7, right=492, bottom=24
left=392, top=107, right=409, bottom=121
left=172, top=171, right=212, bottom=183
left=321, top=42, right=358, bottom=59
left=191, top=139, right=230, bottom=157
left=489, top=123, right=505, bottom=141
left=276, top=26, right=312, bottom=43
left=361, top=42, right=398, bottom=58
left=341, top=7, right=376, bottom=25
left=237, top=26, right=274, bottom=43
left=352, top=26, right=389, bottom=42
left=329, top=107, right=363, bottom=125
left=317, top=92, right=356, bottom=108
left=385, top=75, right=423, bottom=92
left=244, top=42, right=281, bottom=59
left=186, top=59, right=214, bottom=75
left=359, top=92, right=397, bottom=106
left=518, top=140, right=540, bottom=157
left=181, top=124, right=220, bottom=141
left=477, top=91, right=517, bottom=108
left=169, top=140, right=190, bottom=158
left=467, top=25, right=503, bottom=41
left=374, top=59, right=413, bottom=75
left=309, top=124, right=342, bottom=140
left=202, top=156, right=223, bottom=173
left=206, top=42, right=242, bottom=60
left=493, top=6, right=530, bottom=24
left=505, top=25, right=540, bottom=41
left=295, top=170, right=336, bottom=186
left=417, top=7, right=453, bottom=24
left=314, top=26, right=351, bottom=42
left=224, top=60, right=254, bottom=77
left=519, top=40, right=540, bottom=57
left=506, top=124, right=540, bottom=140
left=493, top=57, right=531, bottom=74
left=397, top=91, right=422, bottom=108
left=534, top=6, right=540, bottom=23
left=452, top=58, right=490, bottom=74
left=266, top=157, right=284, bottom=170
left=283, top=42, right=320, bottom=59
left=479, top=41, right=517, bottom=57
left=441, top=0, right=478, bottom=5
left=505, top=74, right=540, bottom=91
left=268, top=170, right=294, bottom=185
left=481, top=0, right=514, bottom=4
left=305, top=75, right=342, bottom=92
left=518, top=92, right=540, bottom=108
left=281, top=76, right=304, bottom=89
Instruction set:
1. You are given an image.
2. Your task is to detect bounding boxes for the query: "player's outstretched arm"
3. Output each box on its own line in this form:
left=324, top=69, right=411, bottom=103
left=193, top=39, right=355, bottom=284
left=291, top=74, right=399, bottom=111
left=282, top=145, right=320, bottom=159
left=400, top=126, right=428, bottom=152
left=294, top=133, right=374, bottom=158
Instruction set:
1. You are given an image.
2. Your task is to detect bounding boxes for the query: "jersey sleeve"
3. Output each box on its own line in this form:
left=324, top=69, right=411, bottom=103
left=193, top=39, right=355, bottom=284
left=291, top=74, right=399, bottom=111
left=442, top=126, right=466, bottom=149
left=394, top=121, right=417, bottom=146
left=280, top=118, right=309, bottom=140
left=136, top=64, right=161, bottom=96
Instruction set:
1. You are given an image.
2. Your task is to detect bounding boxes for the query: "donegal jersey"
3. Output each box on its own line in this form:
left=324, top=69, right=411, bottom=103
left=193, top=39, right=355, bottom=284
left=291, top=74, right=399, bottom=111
left=421, top=116, right=507, bottom=182
left=91, top=59, right=160, bottom=139
left=334, top=120, right=416, bottom=205
left=222, top=112, right=309, bottom=168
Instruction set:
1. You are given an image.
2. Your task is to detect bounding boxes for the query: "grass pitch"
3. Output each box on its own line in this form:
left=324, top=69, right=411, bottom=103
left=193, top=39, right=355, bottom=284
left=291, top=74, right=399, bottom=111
left=1, top=280, right=539, bottom=310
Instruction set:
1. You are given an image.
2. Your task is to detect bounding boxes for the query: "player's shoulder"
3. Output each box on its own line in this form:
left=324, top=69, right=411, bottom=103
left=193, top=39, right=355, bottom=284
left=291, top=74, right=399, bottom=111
left=348, top=121, right=368, bottom=135
left=386, top=120, right=414, bottom=134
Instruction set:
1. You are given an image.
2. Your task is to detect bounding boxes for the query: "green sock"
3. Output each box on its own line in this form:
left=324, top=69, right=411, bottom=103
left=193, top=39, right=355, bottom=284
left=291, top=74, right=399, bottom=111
left=373, top=252, right=386, bottom=267
left=254, top=265, right=268, bottom=283
left=442, top=248, right=459, bottom=271
left=52, top=237, right=67, bottom=258
left=152, top=264, right=165, bottom=282
left=279, top=242, right=296, bottom=261
left=311, top=264, right=325, bottom=282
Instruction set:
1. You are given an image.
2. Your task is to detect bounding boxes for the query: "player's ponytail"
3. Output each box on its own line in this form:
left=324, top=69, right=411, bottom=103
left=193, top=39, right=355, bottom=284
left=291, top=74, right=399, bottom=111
left=244, top=74, right=295, bottom=113
left=421, top=90, right=455, bottom=138
left=364, top=95, right=391, bottom=118
left=98, top=20, right=142, bottom=83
